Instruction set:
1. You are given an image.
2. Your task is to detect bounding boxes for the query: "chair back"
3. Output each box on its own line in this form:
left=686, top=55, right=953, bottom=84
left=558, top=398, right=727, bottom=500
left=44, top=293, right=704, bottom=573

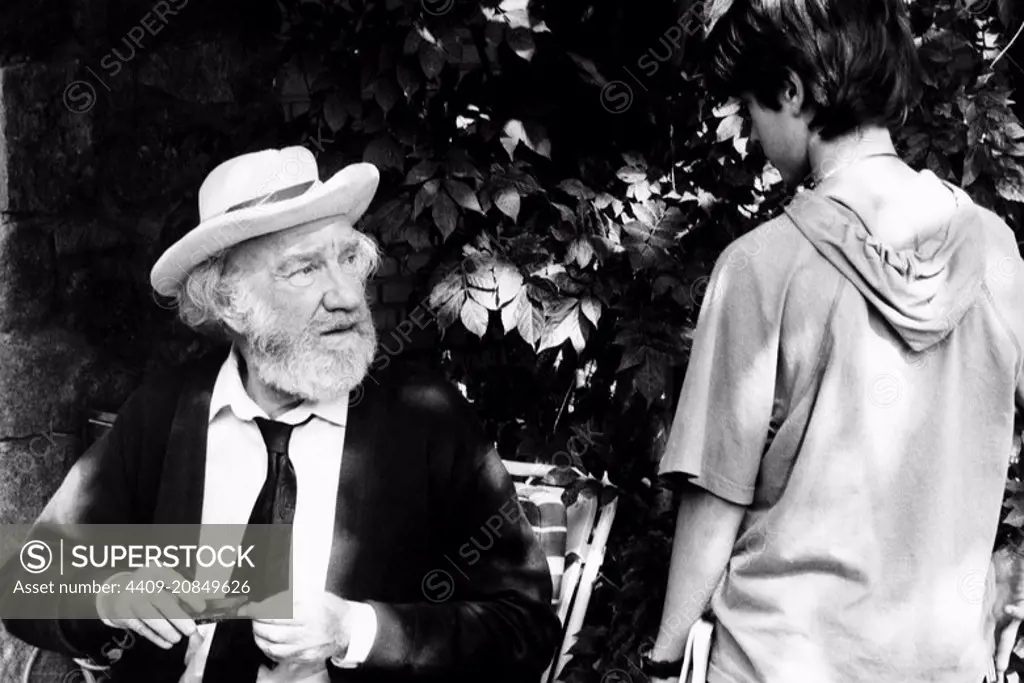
left=504, top=460, right=618, bottom=683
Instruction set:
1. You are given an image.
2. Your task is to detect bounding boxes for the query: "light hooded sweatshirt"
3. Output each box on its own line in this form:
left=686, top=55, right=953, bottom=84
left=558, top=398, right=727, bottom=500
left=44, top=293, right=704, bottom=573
left=660, top=170, right=1024, bottom=683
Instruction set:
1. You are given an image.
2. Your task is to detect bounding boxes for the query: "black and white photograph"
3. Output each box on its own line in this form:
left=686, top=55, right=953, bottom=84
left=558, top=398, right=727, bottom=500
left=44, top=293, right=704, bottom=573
left=1, top=0, right=1024, bottom=681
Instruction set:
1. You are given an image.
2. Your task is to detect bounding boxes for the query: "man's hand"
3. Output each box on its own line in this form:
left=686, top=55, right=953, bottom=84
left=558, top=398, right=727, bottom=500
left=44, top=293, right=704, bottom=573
left=989, top=546, right=1024, bottom=678
left=238, top=591, right=354, bottom=665
left=99, top=567, right=205, bottom=650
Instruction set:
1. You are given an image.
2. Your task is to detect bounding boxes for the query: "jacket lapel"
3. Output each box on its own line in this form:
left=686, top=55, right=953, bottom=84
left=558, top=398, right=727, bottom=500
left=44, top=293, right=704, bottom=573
left=153, top=351, right=227, bottom=527
left=324, top=373, right=383, bottom=594
left=115, top=351, right=227, bottom=680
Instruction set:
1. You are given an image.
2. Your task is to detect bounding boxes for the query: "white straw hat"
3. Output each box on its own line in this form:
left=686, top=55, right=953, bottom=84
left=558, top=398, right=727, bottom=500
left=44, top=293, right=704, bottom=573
left=150, top=146, right=380, bottom=297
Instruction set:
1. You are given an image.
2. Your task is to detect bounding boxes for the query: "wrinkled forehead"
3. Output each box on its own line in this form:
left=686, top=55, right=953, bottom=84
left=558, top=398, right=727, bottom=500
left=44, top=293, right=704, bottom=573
left=226, top=217, right=360, bottom=273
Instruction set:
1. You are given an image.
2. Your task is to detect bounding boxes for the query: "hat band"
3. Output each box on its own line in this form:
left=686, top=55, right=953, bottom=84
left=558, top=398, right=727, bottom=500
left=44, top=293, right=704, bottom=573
left=221, top=179, right=316, bottom=215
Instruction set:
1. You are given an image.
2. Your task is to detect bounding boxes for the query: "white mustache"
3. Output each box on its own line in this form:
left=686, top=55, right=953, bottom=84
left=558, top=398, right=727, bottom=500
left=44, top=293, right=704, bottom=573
left=317, top=317, right=369, bottom=334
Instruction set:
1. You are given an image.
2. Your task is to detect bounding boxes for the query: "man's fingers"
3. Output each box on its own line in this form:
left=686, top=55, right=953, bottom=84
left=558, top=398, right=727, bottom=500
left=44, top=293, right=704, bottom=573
left=252, top=630, right=299, bottom=661
left=254, top=640, right=288, bottom=662
left=166, top=617, right=199, bottom=639
left=151, top=591, right=199, bottom=637
left=251, top=620, right=301, bottom=644
left=252, top=636, right=311, bottom=664
left=109, top=569, right=206, bottom=649
left=1006, top=604, right=1024, bottom=620
left=129, top=593, right=190, bottom=645
left=122, top=617, right=174, bottom=650
left=136, top=615, right=183, bottom=647
left=250, top=617, right=304, bottom=627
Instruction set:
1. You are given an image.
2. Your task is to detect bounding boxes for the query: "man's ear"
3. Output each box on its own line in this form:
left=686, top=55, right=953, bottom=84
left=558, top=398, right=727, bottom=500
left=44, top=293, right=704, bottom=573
left=780, top=69, right=807, bottom=115
left=219, top=290, right=250, bottom=336
left=216, top=267, right=248, bottom=335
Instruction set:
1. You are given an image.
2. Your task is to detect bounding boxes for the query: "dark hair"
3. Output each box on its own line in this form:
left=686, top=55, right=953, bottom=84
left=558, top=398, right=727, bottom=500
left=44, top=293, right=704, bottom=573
left=702, top=0, right=922, bottom=140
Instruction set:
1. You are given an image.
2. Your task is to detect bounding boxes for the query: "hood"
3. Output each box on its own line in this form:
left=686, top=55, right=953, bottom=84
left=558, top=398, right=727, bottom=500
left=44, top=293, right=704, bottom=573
left=783, top=175, right=987, bottom=352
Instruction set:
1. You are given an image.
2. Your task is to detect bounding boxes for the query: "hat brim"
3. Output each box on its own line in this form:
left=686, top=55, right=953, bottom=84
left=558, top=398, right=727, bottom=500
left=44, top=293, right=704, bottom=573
left=150, top=162, right=380, bottom=297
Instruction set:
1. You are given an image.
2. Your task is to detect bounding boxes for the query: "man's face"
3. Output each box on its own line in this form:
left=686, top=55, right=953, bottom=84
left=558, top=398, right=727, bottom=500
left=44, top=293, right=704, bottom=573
left=742, top=91, right=811, bottom=185
left=222, top=218, right=379, bottom=403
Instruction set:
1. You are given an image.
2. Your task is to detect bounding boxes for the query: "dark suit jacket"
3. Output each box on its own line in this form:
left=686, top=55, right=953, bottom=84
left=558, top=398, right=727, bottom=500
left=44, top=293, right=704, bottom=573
left=1, top=349, right=561, bottom=682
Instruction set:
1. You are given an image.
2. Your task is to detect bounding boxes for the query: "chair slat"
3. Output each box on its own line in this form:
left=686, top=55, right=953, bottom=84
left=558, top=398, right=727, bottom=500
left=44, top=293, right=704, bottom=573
left=551, top=496, right=619, bottom=681
left=505, top=459, right=615, bottom=683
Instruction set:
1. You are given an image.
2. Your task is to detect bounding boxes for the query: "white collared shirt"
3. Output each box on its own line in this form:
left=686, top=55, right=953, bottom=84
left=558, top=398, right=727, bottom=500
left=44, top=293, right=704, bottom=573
left=176, top=347, right=377, bottom=682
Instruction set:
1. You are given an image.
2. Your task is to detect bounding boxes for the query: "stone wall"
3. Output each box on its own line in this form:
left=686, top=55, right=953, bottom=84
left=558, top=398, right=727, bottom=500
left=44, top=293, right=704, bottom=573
left=0, top=43, right=270, bottom=525
left=0, top=0, right=434, bottom=677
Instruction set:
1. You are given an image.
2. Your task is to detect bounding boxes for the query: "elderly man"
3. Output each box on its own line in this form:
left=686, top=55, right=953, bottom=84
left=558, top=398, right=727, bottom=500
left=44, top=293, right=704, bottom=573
left=2, top=147, right=561, bottom=682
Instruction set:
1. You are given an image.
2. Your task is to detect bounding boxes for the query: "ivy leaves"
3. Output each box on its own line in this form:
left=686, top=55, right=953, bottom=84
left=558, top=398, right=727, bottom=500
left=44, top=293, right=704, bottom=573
left=392, top=153, right=543, bottom=244
left=961, top=85, right=1024, bottom=202
left=501, top=119, right=552, bottom=160
left=428, top=252, right=603, bottom=354
left=409, top=146, right=700, bottom=409
left=901, top=6, right=1024, bottom=209
left=363, top=134, right=403, bottom=171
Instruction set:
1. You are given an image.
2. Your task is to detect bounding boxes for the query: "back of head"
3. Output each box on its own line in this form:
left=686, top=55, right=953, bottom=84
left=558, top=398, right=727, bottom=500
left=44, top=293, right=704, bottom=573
left=702, top=0, right=922, bottom=140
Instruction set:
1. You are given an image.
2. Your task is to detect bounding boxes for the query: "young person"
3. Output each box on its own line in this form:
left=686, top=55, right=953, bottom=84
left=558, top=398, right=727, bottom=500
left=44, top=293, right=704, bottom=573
left=645, top=1, right=1024, bottom=681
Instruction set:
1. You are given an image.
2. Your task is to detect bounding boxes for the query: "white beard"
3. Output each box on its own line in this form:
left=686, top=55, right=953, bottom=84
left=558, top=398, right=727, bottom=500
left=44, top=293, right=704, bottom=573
left=228, top=286, right=378, bottom=403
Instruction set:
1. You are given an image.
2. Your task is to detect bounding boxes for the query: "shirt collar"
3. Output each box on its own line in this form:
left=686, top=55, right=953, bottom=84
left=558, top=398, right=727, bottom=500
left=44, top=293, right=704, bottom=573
left=208, top=346, right=349, bottom=427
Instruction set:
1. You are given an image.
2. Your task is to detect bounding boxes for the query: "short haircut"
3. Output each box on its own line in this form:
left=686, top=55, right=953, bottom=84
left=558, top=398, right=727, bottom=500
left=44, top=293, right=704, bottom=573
left=702, top=0, right=922, bottom=140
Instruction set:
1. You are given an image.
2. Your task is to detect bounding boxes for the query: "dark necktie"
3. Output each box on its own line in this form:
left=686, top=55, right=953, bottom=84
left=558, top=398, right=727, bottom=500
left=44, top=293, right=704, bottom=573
left=250, top=417, right=300, bottom=526
left=202, top=417, right=303, bottom=681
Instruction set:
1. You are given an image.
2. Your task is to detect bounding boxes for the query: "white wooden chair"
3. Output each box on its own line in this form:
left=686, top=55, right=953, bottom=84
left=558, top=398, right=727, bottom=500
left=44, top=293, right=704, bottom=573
left=503, top=460, right=619, bottom=683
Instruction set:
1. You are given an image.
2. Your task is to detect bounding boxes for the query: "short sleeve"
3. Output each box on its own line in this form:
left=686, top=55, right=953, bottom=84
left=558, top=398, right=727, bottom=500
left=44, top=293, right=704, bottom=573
left=659, top=241, right=781, bottom=506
